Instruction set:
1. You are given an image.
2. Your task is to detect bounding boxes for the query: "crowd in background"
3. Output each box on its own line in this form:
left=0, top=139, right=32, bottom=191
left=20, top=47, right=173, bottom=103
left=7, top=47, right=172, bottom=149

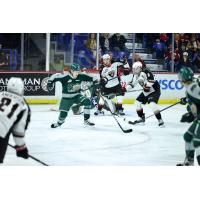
left=79, top=33, right=200, bottom=73
left=163, top=33, right=200, bottom=72
left=0, top=33, right=200, bottom=73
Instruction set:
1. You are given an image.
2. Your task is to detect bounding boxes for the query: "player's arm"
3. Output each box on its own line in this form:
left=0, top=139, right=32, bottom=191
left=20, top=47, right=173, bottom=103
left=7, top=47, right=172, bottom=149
left=12, top=104, right=31, bottom=159
left=123, top=62, right=130, bottom=75
left=125, top=74, right=139, bottom=91
left=119, top=57, right=130, bottom=75
left=47, top=73, right=65, bottom=91
left=138, top=72, right=155, bottom=92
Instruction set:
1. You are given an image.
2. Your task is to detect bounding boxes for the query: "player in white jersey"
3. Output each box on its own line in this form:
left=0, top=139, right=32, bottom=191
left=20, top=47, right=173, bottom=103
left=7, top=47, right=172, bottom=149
left=94, top=54, right=129, bottom=116
left=126, top=61, right=164, bottom=126
left=0, top=77, right=31, bottom=163
left=177, top=67, right=200, bottom=166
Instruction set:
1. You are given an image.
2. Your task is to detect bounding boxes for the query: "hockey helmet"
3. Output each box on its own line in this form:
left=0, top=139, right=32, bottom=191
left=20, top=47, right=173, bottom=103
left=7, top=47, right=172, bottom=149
left=7, top=77, right=24, bottom=96
left=132, top=61, right=143, bottom=74
left=178, top=67, right=194, bottom=82
left=70, top=63, right=81, bottom=71
left=102, top=54, right=111, bottom=60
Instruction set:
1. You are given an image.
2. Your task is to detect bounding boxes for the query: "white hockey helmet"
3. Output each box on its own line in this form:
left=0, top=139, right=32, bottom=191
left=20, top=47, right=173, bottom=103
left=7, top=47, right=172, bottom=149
left=7, top=77, right=24, bottom=96
left=102, top=54, right=110, bottom=60
left=132, top=61, right=143, bottom=74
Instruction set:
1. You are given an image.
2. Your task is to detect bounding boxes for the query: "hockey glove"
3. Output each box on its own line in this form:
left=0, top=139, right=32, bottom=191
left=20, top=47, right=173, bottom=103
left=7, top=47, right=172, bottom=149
left=180, top=97, right=187, bottom=105
left=138, top=77, right=145, bottom=87
left=125, top=83, right=134, bottom=91
left=100, top=77, right=108, bottom=85
left=143, top=84, right=150, bottom=92
left=123, top=68, right=130, bottom=75
left=15, top=144, right=29, bottom=159
left=47, top=80, right=54, bottom=91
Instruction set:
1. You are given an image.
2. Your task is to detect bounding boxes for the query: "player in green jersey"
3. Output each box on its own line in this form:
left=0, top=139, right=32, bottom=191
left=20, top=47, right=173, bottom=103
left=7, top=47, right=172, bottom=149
left=177, top=67, right=200, bottom=166
left=48, top=63, right=96, bottom=128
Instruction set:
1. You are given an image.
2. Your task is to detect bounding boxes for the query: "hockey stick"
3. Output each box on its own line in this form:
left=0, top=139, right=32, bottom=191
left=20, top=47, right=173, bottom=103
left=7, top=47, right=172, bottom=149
left=98, top=92, right=132, bottom=133
left=123, top=101, right=181, bottom=125
left=8, top=144, right=49, bottom=166
left=103, top=89, right=143, bottom=99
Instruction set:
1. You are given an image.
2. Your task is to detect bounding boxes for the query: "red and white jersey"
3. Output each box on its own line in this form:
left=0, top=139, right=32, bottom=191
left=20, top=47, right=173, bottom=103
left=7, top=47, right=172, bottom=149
left=0, top=91, right=30, bottom=146
left=101, top=62, right=123, bottom=88
left=131, top=68, right=160, bottom=96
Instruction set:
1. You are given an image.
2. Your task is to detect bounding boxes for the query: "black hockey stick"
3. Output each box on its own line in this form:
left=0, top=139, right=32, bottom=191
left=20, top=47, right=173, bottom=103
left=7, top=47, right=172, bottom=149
left=123, top=101, right=181, bottom=125
left=103, top=89, right=143, bottom=99
left=98, top=92, right=132, bottom=133
left=8, top=144, right=49, bottom=166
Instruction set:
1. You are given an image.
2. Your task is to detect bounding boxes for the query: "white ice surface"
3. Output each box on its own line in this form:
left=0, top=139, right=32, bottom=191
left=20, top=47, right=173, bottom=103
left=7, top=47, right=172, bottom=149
left=3, top=104, right=191, bottom=166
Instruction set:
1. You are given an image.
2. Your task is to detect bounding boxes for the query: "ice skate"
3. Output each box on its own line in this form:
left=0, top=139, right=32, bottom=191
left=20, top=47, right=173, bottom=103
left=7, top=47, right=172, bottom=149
left=130, top=115, right=145, bottom=125
left=94, top=110, right=104, bottom=116
left=158, top=119, right=165, bottom=127
left=84, top=119, right=95, bottom=126
left=176, top=158, right=194, bottom=166
left=116, top=109, right=125, bottom=116
left=51, top=122, right=63, bottom=128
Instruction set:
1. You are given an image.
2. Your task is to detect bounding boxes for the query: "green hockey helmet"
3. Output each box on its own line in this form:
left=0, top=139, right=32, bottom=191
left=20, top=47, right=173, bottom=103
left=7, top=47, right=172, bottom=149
left=70, top=63, right=81, bottom=71
left=178, top=67, right=194, bottom=82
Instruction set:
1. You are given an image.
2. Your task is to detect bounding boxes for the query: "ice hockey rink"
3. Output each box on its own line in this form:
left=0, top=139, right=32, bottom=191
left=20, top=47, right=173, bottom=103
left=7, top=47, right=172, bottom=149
left=3, top=103, right=192, bottom=166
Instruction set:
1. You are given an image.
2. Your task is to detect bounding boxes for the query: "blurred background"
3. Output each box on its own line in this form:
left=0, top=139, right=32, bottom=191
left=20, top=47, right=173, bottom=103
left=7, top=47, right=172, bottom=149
left=0, top=33, right=200, bottom=73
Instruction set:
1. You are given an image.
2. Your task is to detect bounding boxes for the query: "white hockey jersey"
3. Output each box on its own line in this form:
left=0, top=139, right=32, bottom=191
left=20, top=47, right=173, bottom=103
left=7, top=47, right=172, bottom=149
left=0, top=91, right=31, bottom=146
left=128, top=68, right=160, bottom=96
left=101, top=62, right=122, bottom=88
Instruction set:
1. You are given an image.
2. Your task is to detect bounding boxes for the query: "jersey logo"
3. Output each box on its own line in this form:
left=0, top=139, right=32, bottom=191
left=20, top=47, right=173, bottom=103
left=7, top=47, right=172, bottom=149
left=108, top=70, right=115, bottom=77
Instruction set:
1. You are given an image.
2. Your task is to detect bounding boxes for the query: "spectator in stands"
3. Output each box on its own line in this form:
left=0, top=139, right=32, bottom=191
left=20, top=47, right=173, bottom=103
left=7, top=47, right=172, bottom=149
left=184, top=34, right=200, bottom=72
left=99, top=33, right=110, bottom=54
left=152, top=38, right=166, bottom=64
left=192, top=49, right=200, bottom=72
left=86, top=33, right=97, bottom=59
left=174, top=33, right=180, bottom=50
left=179, top=35, right=188, bottom=56
left=178, top=51, right=194, bottom=72
left=186, top=34, right=200, bottom=52
left=109, top=33, right=129, bottom=57
left=190, top=47, right=200, bottom=72
left=0, top=51, right=8, bottom=70
left=164, top=45, right=180, bottom=71
left=160, top=33, right=169, bottom=46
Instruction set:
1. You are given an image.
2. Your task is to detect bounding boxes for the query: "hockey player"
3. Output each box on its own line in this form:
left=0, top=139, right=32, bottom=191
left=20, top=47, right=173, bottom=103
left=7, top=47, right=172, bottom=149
left=126, top=61, right=164, bottom=126
left=0, top=77, right=31, bottom=163
left=177, top=67, right=200, bottom=166
left=94, top=54, right=130, bottom=116
left=48, top=63, right=96, bottom=128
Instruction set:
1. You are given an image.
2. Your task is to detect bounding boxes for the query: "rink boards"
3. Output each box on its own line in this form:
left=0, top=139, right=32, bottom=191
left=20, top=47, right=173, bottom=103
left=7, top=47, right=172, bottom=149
left=0, top=71, right=197, bottom=104
left=25, top=73, right=188, bottom=104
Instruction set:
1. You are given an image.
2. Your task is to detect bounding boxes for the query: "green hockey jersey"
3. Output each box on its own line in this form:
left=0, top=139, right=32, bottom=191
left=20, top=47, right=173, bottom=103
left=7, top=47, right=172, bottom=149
left=48, top=73, right=94, bottom=98
left=186, top=81, right=200, bottom=116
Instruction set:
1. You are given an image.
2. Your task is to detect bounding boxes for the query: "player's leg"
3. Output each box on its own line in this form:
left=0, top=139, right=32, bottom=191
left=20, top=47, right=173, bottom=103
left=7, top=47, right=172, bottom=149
left=177, top=123, right=195, bottom=166
left=147, top=91, right=164, bottom=126
left=115, top=95, right=125, bottom=115
left=135, top=93, right=146, bottom=122
left=51, top=98, right=73, bottom=128
left=192, top=118, right=200, bottom=165
left=94, top=96, right=105, bottom=116
left=77, top=95, right=95, bottom=126
left=0, top=133, right=10, bottom=163
left=114, top=85, right=125, bottom=116
left=71, top=104, right=83, bottom=115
